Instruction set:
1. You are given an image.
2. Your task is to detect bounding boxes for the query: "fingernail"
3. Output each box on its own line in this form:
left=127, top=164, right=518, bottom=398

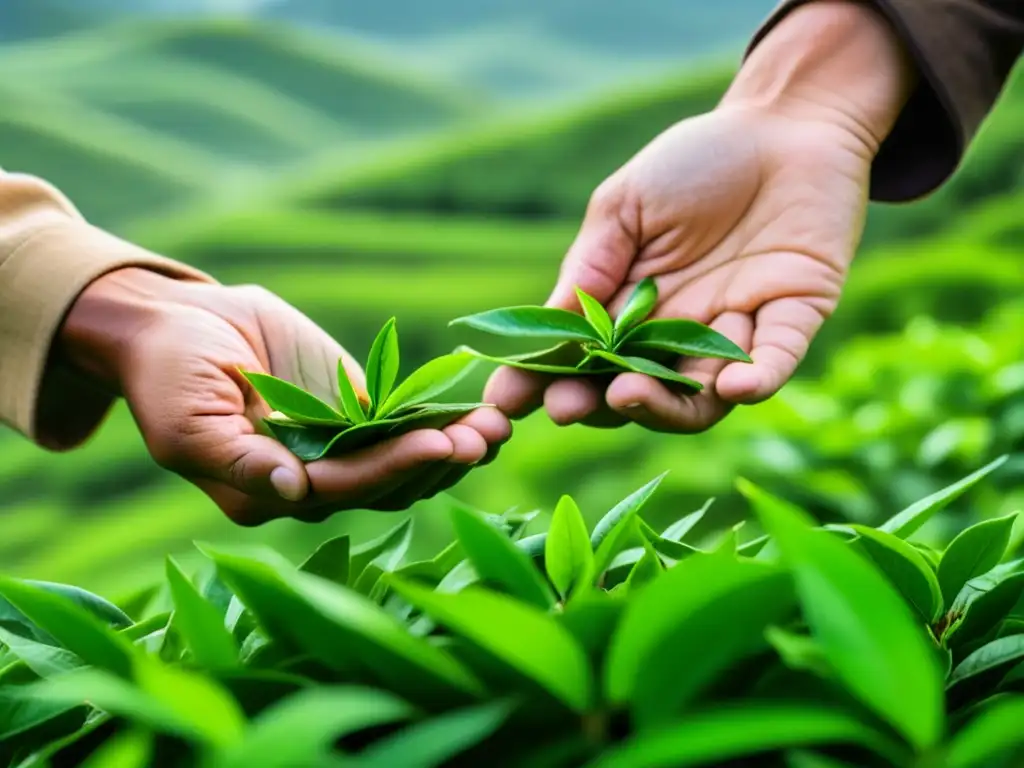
left=270, top=467, right=304, bottom=502
left=623, top=403, right=643, bottom=410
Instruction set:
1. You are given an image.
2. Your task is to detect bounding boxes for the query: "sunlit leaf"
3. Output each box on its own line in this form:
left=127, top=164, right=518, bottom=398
left=575, top=287, right=613, bottom=344
left=612, top=277, right=658, bottom=339
left=242, top=372, right=347, bottom=426
left=366, top=317, right=400, bottom=412
left=378, top=352, right=479, bottom=417
left=450, top=307, right=604, bottom=343
left=545, top=495, right=594, bottom=600
left=938, top=514, right=1018, bottom=607
left=946, top=696, right=1024, bottom=768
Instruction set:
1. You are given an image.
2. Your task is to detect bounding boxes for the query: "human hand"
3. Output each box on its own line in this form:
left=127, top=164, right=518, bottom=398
left=486, top=1, right=916, bottom=433
left=59, top=269, right=511, bottom=525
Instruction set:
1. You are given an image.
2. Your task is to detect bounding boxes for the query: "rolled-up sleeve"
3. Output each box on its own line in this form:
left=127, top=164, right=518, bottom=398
left=0, top=171, right=214, bottom=450
left=747, top=0, right=1024, bottom=202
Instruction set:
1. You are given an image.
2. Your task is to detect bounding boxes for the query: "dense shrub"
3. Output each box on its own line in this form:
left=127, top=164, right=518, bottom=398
left=1, top=459, right=1023, bottom=767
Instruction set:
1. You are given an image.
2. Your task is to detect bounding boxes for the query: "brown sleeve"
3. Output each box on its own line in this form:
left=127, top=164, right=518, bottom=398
left=747, top=0, right=1024, bottom=202
left=0, top=170, right=216, bottom=451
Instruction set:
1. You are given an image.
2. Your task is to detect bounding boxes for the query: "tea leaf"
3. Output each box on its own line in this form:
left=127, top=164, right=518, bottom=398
left=879, top=456, right=1009, bottom=538
left=0, top=577, right=136, bottom=679
left=336, top=358, right=367, bottom=424
left=948, top=572, right=1024, bottom=646
left=556, top=590, right=625, bottom=667
left=299, top=535, right=351, bottom=586
left=765, top=627, right=832, bottom=678
left=591, top=473, right=667, bottom=578
left=0, top=688, right=84, bottom=741
left=587, top=350, right=703, bottom=389
left=606, top=553, right=795, bottom=728
left=938, top=514, right=1018, bottom=607
left=377, top=352, right=479, bottom=417
left=450, top=307, right=604, bottom=344
left=638, top=520, right=698, bottom=562
left=661, top=499, right=714, bottom=542
left=612, top=277, right=658, bottom=339
left=848, top=526, right=944, bottom=623
left=588, top=704, right=906, bottom=768
left=79, top=729, right=151, bottom=768
left=451, top=505, right=555, bottom=610
left=388, top=579, right=593, bottom=712
left=623, top=538, right=663, bottom=593
left=948, top=634, right=1024, bottom=689
left=366, top=317, right=400, bottom=411
left=456, top=343, right=598, bottom=375
left=739, top=479, right=944, bottom=751
left=216, top=687, right=413, bottom=768
left=358, top=701, right=512, bottom=768
left=946, top=696, right=1024, bottom=768
left=24, top=581, right=133, bottom=630
left=0, top=626, right=83, bottom=678
left=242, top=372, right=347, bottom=426
left=545, top=495, right=594, bottom=600
left=575, top=288, right=614, bottom=344
left=165, top=558, right=237, bottom=670
left=619, top=318, right=752, bottom=362
left=349, top=519, right=413, bottom=587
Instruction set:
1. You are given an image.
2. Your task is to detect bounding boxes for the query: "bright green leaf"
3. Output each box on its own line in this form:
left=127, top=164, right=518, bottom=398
left=0, top=688, right=82, bottom=741
left=587, top=350, right=702, bottom=389
left=849, top=526, right=944, bottom=623
left=366, top=317, right=400, bottom=411
left=349, top=519, right=413, bottom=587
left=591, top=474, right=667, bottom=578
left=623, top=537, right=663, bottom=593
left=619, top=318, right=752, bottom=362
left=938, top=514, right=1018, bottom=607
left=378, top=352, right=479, bottom=417
left=661, top=499, right=714, bottom=543
left=299, top=535, right=351, bottom=586
left=242, top=372, right=346, bottom=426
left=612, top=277, right=658, bottom=339
left=765, top=627, right=832, bottom=678
left=165, top=558, right=237, bottom=669
left=336, top=358, right=367, bottom=424
left=946, top=696, right=1024, bottom=768
left=449, top=307, right=604, bottom=344
left=575, top=288, right=614, bottom=344
left=545, top=495, right=594, bottom=600
left=455, top=342, right=592, bottom=376
left=0, top=626, right=82, bottom=678
left=79, top=729, right=151, bottom=768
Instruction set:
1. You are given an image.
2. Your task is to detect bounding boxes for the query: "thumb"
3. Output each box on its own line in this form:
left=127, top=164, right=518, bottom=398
left=209, top=430, right=312, bottom=503
left=546, top=182, right=637, bottom=310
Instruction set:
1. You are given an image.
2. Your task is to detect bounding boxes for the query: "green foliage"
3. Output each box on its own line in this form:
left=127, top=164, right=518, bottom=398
left=4, top=463, right=1024, bottom=766
left=242, top=318, right=486, bottom=461
left=451, top=279, right=750, bottom=390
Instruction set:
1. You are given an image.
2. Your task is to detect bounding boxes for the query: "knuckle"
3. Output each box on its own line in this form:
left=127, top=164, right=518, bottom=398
left=587, top=175, right=625, bottom=217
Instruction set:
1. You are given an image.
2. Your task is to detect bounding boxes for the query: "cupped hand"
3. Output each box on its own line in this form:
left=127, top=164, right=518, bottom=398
left=65, top=270, right=511, bottom=525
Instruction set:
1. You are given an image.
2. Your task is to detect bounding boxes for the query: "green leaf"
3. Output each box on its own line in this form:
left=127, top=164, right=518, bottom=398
left=0, top=625, right=83, bottom=678
left=948, top=572, right=1024, bottom=646
left=879, top=456, right=1009, bottom=538
left=456, top=342, right=597, bottom=375
left=938, top=514, right=1018, bottom=607
left=623, top=537, right=663, bottom=592
left=0, top=577, right=136, bottom=679
left=738, top=479, right=944, bottom=751
left=612, top=277, right=658, bottom=339
left=948, top=634, right=1024, bottom=689
left=389, top=579, right=593, bottom=712
left=216, top=687, right=413, bottom=768
left=165, top=558, right=237, bottom=669
left=638, top=521, right=698, bottom=562
left=587, top=704, right=906, bottom=768
left=587, top=350, right=702, bottom=389
left=575, top=287, right=614, bottom=344
left=0, top=688, right=82, bottom=741
left=946, top=696, right=1024, bottom=768
left=556, top=590, right=625, bottom=667
left=349, top=519, right=413, bottom=587
left=661, top=499, right=713, bottom=542
left=378, top=352, right=479, bottom=417
left=79, top=729, right=151, bottom=768
left=336, top=358, right=367, bottom=424
left=26, top=582, right=134, bottom=630
left=765, top=627, right=832, bottom=678
left=242, top=372, right=347, bottom=426
left=299, top=535, right=351, bottom=586
left=358, top=701, right=512, bottom=768
left=619, top=318, right=752, bottom=362
left=591, top=473, right=667, bottom=577
left=203, top=545, right=482, bottom=706
left=451, top=505, right=555, bottom=610
left=366, top=317, right=400, bottom=411
left=849, top=526, right=944, bottom=623
left=449, top=307, right=604, bottom=344
left=605, top=552, right=795, bottom=727
left=545, top=495, right=594, bottom=600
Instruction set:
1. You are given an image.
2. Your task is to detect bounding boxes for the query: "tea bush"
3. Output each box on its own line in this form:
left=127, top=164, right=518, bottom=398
left=2, top=458, right=1024, bottom=767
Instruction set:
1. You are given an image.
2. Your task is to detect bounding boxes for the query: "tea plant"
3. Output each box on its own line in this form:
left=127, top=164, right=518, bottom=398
left=450, top=278, right=751, bottom=390
left=2, top=458, right=1024, bottom=766
left=243, top=318, right=486, bottom=460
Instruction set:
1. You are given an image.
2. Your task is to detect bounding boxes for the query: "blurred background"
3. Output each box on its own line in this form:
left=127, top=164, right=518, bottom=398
left=1, top=0, right=1022, bottom=597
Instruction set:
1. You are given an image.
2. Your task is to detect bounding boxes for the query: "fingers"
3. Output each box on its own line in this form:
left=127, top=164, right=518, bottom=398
left=543, top=378, right=630, bottom=428
left=716, top=298, right=826, bottom=404
left=483, top=367, right=550, bottom=420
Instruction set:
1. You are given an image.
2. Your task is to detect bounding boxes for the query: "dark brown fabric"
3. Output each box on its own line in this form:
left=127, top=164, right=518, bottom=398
left=748, top=0, right=1024, bottom=202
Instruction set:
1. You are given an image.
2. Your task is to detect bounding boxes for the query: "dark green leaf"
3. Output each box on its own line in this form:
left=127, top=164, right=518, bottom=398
left=336, top=358, right=367, bottom=424
left=849, top=526, right=943, bottom=623
left=785, top=751, right=861, bottom=768
left=349, top=520, right=413, bottom=587
left=0, top=688, right=82, bottom=741
left=358, top=701, right=512, bottom=768
left=591, top=474, right=667, bottom=577
left=545, top=495, right=594, bottom=600
left=451, top=505, right=555, bottom=610
left=366, top=317, right=400, bottom=411
left=165, top=558, right=237, bottom=669
left=0, top=577, right=136, bottom=679
left=948, top=572, right=1024, bottom=647
left=938, top=514, right=1018, bottom=607
left=606, top=552, right=795, bottom=728
left=216, top=687, right=413, bottom=768
left=389, top=579, right=593, bottom=712
left=242, top=372, right=347, bottom=426
left=449, top=307, right=604, bottom=344
left=946, top=696, right=1024, bottom=768
left=948, top=634, right=1024, bottom=689
left=575, top=288, right=613, bottom=344
left=587, top=350, right=702, bottom=389
left=879, top=456, right=1009, bottom=538
left=612, top=277, right=658, bottom=338
left=619, top=318, right=752, bottom=362
left=588, top=704, right=906, bottom=768
left=299, top=535, right=351, bottom=586
left=739, top=479, right=944, bottom=751
left=378, top=352, right=479, bottom=417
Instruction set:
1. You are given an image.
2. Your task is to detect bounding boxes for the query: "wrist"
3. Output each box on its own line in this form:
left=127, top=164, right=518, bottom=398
left=723, top=0, right=918, bottom=154
left=58, top=268, right=184, bottom=391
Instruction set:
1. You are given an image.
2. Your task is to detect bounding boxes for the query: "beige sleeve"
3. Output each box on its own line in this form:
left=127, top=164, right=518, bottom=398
left=0, top=170, right=215, bottom=451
